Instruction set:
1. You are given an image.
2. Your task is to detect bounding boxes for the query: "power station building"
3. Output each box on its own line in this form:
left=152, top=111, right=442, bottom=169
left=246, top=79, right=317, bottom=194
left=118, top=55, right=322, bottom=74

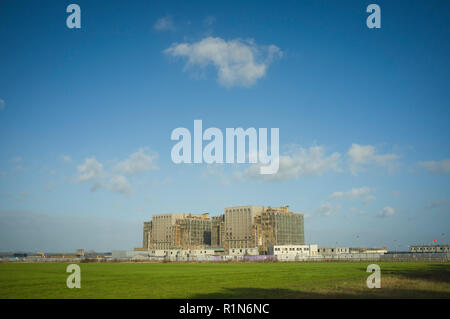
left=141, top=205, right=305, bottom=254
left=143, top=213, right=212, bottom=250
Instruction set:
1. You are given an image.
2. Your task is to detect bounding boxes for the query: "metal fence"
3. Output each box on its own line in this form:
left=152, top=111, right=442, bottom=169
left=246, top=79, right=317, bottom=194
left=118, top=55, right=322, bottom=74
left=380, top=252, right=450, bottom=262
left=3, top=253, right=449, bottom=263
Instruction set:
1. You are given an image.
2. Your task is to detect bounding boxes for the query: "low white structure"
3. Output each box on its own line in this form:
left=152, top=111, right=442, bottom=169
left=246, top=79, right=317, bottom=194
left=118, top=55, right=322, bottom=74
left=228, top=248, right=259, bottom=256
left=269, top=244, right=318, bottom=261
left=112, top=250, right=149, bottom=259
left=410, top=245, right=450, bottom=253
left=317, top=247, right=349, bottom=255
left=148, top=248, right=218, bottom=261
left=350, top=247, right=387, bottom=254
left=148, top=249, right=167, bottom=257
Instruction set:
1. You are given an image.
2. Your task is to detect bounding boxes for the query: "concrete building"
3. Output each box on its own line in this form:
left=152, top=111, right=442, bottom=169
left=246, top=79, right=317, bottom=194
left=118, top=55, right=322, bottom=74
left=224, top=205, right=305, bottom=254
left=174, top=214, right=212, bottom=249
left=75, top=249, right=85, bottom=257
left=257, top=206, right=305, bottom=252
left=144, top=213, right=213, bottom=250
left=141, top=205, right=305, bottom=254
left=225, top=206, right=265, bottom=251
left=148, top=213, right=185, bottom=249
left=410, top=244, right=450, bottom=253
left=211, top=215, right=225, bottom=248
left=142, top=221, right=152, bottom=249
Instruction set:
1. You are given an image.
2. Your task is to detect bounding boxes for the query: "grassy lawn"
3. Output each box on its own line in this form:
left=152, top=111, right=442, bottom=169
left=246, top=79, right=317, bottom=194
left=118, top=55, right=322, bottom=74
left=0, top=262, right=449, bottom=298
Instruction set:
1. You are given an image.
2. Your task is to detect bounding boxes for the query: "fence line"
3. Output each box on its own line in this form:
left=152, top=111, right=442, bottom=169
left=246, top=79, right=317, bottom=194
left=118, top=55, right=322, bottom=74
left=2, top=253, right=449, bottom=263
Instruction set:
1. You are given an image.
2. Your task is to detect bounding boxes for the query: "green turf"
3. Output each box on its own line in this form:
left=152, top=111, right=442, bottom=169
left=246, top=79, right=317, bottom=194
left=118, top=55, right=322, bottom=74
left=0, top=262, right=449, bottom=298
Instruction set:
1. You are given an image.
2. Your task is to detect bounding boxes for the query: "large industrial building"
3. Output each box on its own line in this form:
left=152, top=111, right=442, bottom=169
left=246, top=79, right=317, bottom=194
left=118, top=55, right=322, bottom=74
left=224, top=205, right=305, bottom=253
left=141, top=205, right=305, bottom=254
left=143, top=213, right=212, bottom=250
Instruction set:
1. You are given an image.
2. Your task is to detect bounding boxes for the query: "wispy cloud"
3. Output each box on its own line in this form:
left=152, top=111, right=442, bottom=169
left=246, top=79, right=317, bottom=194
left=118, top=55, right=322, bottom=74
left=348, top=144, right=400, bottom=175
left=328, top=186, right=376, bottom=205
left=154, top=16, right=175, bottom=31
left=114, top=147, right=158, bottom=176
left=363, top=195, right=376, bottom=204
left=164, top=37, right=282, bottom=87
left=329, top=186, right=372, bottom=200
left=314, top=202, right=340, bottom=217
left=76, top=157, right=104, bottom=191
left=377, top=206, right=396, bottom=218
left=0, top=99, right=5, bottom=111
left=108, top=175, right=133, bottom=195
left=75, top=148, right=158, bottom=195
left=236, top=145, right=341, bottom=182
left=418, top=158, right=450, bottom=174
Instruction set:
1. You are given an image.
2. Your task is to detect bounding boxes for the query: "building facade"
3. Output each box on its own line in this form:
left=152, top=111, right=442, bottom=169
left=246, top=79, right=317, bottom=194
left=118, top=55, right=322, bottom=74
left=269, top=244, right=318, bottom=258
left=173, top=213, right=212, bottom=249
left=258, top=207, right=305, bottom=252
left=149, top=214, right=185, bottom=249
left=224, top=205, right=305, bottom=254
left=317, top=247, right=350, bottom=255
left=349, top=247, right=388, bottom=254
left=211, top=215, right=225, bottom=248
left=142, top=221, right=152, bottom=249
left=142, top=205, right=305, bottom=254
left=224, top=206, right=265, bottom=251
left=410, top=244, right=450, bottom=253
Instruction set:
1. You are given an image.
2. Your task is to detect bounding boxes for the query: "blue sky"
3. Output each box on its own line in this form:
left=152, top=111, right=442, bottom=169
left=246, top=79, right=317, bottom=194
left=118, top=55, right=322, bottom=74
left=0, top=0, right=449, bottom=252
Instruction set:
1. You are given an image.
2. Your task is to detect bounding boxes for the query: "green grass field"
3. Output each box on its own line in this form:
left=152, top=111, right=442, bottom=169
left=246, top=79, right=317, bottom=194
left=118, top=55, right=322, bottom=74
left=0, top=262, right=449, bottom=298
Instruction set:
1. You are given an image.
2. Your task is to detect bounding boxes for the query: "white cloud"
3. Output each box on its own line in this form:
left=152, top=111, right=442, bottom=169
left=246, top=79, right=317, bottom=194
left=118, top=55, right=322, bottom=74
left=238, top=146, right=341, bottom=182
left=418, top=158, right=450, bottom=174
left=363, top=195, right=376, bottom=204
left=348, top=144, right=400, bottom=175
left=114, top=148, right=158, bottom=176
left=76, top=158, right=104, bottom=191
left=75, top=149, right=157, bottom=195
left=330, top=186, right=372, bottom=200
left=154, top=16, right=175, bottom=31
left=314, top=202, right=340, bottom=217
left=164, top=37, right=282, bottom=87
left=0, top=99, right=4, bottom=111
left=108, top=175, right=133, bottom=195
left=76, top=158, right=103, bottom=183
left=378, top=206, right=396, bottom=218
